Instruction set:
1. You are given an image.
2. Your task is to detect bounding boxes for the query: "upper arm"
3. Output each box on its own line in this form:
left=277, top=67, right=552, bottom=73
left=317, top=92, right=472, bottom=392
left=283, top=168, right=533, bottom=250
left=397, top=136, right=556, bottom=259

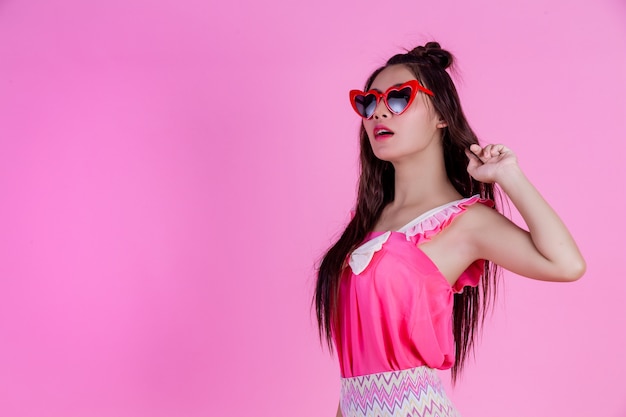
left=459, top=204, right=577, bottom=282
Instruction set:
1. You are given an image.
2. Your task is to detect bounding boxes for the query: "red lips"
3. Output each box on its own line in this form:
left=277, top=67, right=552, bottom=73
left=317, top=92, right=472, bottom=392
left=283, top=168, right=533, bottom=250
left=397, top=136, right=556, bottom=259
left=373, top=125, right=394, bottom=140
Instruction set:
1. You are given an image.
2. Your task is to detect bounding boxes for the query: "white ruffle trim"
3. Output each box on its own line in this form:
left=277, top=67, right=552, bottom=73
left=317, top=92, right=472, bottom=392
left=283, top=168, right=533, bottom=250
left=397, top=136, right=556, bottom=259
left=348, top=195, right=483, bottom=275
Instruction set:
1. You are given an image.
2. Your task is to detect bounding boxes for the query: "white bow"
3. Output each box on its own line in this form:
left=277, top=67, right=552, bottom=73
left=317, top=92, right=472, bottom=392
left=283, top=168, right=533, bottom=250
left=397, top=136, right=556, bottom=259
left=348, top=231, right=391, bottom=275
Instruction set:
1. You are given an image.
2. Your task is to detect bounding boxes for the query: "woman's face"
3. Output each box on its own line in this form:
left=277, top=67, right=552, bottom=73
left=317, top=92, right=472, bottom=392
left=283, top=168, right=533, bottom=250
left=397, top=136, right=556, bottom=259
left=363, top=65, right=445, bottom=163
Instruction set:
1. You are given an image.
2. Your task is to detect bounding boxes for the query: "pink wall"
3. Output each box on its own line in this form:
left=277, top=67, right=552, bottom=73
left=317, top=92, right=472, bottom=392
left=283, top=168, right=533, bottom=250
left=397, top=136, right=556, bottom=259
left=1, top=0, right=625, bottom=416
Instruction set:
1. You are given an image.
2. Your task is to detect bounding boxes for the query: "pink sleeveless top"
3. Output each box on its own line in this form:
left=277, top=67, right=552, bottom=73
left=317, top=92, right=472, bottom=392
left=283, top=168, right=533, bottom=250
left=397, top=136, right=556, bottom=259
left=332, top=195, right=493, bottom=378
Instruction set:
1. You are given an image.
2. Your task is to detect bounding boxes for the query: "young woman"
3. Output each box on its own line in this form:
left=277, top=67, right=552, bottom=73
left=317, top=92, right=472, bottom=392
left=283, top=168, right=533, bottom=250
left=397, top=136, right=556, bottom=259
left=314, top=42, right=585, bottom=417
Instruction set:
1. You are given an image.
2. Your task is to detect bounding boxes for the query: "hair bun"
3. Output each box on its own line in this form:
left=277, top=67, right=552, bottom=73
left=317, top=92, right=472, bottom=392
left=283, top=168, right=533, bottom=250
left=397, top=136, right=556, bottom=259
left=408, top=42, right=453, bottom=69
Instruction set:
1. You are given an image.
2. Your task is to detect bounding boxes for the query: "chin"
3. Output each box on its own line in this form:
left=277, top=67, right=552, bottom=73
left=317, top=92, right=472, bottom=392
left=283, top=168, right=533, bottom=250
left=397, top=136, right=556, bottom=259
left=372, top=151, right=399, bottom=163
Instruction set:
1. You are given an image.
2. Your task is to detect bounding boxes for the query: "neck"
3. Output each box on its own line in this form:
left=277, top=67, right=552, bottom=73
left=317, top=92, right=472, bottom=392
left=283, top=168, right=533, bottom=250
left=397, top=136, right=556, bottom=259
left=390, top=140, right=460, bottom=207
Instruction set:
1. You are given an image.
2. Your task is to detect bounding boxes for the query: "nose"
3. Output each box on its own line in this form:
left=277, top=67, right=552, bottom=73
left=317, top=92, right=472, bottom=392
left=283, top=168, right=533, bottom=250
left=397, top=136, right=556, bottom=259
left=372, top=99, right=390, bottom=119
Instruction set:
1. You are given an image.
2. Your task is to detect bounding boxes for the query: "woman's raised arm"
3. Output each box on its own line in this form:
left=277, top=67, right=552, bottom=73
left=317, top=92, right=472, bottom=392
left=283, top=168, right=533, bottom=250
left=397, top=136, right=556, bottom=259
left=464, top=144, right=586, bottom=282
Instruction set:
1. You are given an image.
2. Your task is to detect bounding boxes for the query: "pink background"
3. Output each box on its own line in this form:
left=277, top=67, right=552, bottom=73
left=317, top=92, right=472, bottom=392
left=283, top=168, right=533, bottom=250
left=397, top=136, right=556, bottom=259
left=1, top=0, right=625, bottom=416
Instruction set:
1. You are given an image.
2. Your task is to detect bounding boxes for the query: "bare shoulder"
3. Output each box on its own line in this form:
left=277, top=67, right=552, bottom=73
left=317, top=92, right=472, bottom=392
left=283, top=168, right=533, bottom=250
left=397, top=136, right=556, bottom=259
left=451, top=200, right=523, bottom=257
left=454, top=200, right=508, bottom=232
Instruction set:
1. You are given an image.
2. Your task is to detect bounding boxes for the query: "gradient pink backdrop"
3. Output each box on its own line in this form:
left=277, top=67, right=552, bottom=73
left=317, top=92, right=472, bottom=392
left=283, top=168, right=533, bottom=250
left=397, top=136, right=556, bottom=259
left=1, top=0, right=625, bottom=416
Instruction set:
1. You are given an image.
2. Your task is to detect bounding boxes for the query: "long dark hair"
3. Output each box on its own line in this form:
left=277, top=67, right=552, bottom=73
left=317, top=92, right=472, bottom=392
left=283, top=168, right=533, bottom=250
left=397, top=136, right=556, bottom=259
left=313, top=42, right=499, bottom=382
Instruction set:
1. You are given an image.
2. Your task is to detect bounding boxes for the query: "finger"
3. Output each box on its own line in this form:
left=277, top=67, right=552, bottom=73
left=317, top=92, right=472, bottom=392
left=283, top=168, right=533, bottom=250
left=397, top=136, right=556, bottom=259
left=468, top=144, right=486, bottom=162
left=465, top=149, right=483, bottom=171
left=495, top=144, right=507, bottom=156
left=481, top=144, right=495, bottom=161
left=483, top=144, right=503, bottom=159
left=490, top=144, right=504, bottom=157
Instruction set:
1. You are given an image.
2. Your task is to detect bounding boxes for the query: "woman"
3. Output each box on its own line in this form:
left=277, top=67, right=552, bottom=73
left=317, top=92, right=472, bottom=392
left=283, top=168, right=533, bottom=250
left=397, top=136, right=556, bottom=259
left=313, top=42, right=585, bottom=417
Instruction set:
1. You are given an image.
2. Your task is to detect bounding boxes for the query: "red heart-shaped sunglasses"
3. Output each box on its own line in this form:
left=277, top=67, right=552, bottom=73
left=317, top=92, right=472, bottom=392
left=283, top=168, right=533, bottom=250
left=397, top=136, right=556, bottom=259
left=349, top=80, right=434, bottom=119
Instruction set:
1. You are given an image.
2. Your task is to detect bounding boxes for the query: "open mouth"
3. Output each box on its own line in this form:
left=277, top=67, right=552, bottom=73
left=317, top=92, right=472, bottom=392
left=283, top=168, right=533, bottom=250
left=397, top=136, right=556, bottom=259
left=374, top=126, right=394, bottom=140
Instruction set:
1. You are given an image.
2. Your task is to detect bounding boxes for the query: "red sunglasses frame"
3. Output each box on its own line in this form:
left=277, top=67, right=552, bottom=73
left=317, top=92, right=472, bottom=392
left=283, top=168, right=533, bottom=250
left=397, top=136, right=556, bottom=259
left=349, top=80, right=435, bottom=119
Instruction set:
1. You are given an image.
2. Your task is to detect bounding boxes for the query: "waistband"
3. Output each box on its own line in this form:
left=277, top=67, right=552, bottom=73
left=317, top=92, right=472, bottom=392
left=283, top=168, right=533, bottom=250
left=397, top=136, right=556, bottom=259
left=339, top=366, right=460, bottom=417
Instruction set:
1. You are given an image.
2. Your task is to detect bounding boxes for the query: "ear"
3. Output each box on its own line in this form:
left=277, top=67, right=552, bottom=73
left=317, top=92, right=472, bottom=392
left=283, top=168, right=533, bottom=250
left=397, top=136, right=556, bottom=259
left=436, top=120, right=447, bottom=128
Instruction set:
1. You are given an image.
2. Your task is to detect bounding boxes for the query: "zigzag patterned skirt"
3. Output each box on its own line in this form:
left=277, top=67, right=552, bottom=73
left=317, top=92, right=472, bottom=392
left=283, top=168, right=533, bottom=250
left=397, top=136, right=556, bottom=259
left=339, top=366, right=461, bottom=417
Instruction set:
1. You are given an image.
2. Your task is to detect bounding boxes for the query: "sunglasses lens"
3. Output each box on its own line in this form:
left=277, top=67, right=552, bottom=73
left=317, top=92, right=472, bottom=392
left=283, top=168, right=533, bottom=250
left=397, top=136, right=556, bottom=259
left=386, top=87, right=413, bottom=114
left=354, top=93, right=378, bottom=118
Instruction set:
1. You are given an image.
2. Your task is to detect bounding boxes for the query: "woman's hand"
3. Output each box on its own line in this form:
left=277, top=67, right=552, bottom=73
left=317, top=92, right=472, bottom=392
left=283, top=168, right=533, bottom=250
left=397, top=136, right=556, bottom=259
left=465, top=143, right=519, bottom=184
